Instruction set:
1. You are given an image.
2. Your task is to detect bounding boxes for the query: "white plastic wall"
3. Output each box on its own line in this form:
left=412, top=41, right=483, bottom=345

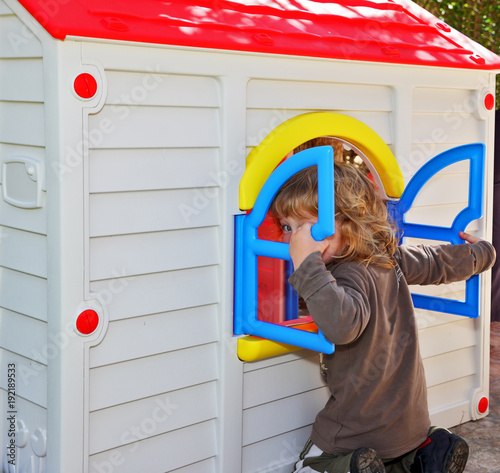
left=84, top=61, right=223, bottom=473
left=0, top=2, right=48, bottom=472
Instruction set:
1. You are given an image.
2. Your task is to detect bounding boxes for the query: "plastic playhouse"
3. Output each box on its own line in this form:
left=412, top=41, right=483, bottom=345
left=1, top=1, right=500, bottom=472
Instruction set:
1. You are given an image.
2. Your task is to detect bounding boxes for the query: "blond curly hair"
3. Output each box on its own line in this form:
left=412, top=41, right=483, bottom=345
left=270, top=162, right=399, bottom=268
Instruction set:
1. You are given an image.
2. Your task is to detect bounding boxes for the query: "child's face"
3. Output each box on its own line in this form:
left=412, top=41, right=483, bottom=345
left=278, top=214, right=344, bottom=265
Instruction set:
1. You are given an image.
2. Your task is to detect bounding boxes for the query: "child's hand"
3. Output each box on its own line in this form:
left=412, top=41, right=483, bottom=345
left=459, top=231, right=483, bottom=244
left=289, top=222, right=329, bottom=269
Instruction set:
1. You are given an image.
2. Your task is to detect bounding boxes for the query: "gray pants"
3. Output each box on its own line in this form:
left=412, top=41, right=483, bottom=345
left=291, top=438, right=417, bottom=473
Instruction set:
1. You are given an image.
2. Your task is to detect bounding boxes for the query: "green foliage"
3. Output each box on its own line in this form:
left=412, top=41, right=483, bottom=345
left=413, top=0, right=500, bottom=108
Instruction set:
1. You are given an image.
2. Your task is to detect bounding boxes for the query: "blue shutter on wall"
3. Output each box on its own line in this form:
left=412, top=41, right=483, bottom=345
left=388, top=143, right=485, bottom=318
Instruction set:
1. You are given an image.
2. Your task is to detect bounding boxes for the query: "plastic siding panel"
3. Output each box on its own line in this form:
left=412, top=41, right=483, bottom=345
left=14, top=395, right=48, bottom=426
left=410, top=200, right=469, bottom=225
left=0, top=308, right=46, bottom=360
left=430, top=402, right=471, bottom=429
left=88, top=420, right=217, bottom=473
left=89, top=381, right=217, bottom=454
left=89, top=305, right=219, bottom=368
left=82, top=41, right=204, bottom=73
left=89, top=227, right=219, bottom=280
left=416, top=159, right=470, bottom=175
left=105, top=71, right=220, bottom=108
left=409, top=281, right=465, bottom=299
left=243, top=354, right=324, bottom=409
left=0, top=14, right=43, bottom=58
left=413, top=310, right=465, bottom=331
left=244, top=108, right=296, bottom=146
left=0, top=196, right=46, bottom=234
left=413, top=87, right=477, bottom=113
left=245, top=109, right=393, bottom=147
left=89, top=343, right=218, bottom=411
left=89, top=266, right=219, bottom=321
left=0, top=349, right=46, bottom=407
left=427, top=376, right=476, bottom=412
left=423, top=346, right=476, bottom=388
left=401, top=144, right=471, bottom=182
left=0, top=226, right=46, bottom=277
left=404, top=203, right=472, bottom=227
left=0, top=102, right=45, bottom=146
left=0, top=58, right=44, bottom=102
left=167, top=458, right=216, bottom=473
left=89, top=188, right=220, bottom=237
left=8, top=394, right=47, bottom=430
left=247, top=80, right=392, bottom=112
left=412, top=112, right=480, bottom=144
left=408, top=172, right=469, bottom=208
left=111, top=231, right=221, bottom=269
left=87, top=105, right=220, bottom=149
left=89, top=148, right=220, bottom=193
left=242, top=426, right=311, bottom=473
left=418, top=318, right=476, bottom=359
left=0, top=267, right=47, bottom=321
left=242, top=388, right=329, bottom=446
left=243, top=350, right=318, bottom=372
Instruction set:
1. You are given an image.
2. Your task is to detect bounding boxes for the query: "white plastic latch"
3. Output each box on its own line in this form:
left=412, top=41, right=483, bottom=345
left=2, top=156, right=45, bottom=209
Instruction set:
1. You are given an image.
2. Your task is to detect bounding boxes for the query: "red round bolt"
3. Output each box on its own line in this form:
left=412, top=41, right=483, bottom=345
left=76, top=309, right=100, bottom=335
left=74, top=73, right=98, bottom=99
left=484, top=93, right=495, bottom=111
left=478, top=396, right=489, bottom=414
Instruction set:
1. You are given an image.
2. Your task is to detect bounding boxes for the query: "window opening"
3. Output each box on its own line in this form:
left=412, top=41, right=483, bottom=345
left=255, top=136, right=376, bottom=326
left=235, top=112, right=485, bottom=362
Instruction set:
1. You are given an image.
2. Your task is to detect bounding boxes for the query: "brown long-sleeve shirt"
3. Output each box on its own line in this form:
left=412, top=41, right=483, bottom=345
left=289, top=240, right=495, bottom=458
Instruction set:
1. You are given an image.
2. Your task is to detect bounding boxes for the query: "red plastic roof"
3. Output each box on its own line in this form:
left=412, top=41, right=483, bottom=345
left=18, top=0, right=500, bottom=70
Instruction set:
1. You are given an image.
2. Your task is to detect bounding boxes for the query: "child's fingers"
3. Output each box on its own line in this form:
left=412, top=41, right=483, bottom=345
left=289, top=223, right=328, bottom=268
left=295, top=224, right=328, bottom=250
left=459, top=231, right=483, bottom=244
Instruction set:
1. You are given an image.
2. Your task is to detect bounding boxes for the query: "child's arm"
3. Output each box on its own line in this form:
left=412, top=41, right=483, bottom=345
left=289, top=252, right=371, bottom=344
left=287, top=224, right=371, bottom=345
left=397, top=232, right=496, bottom=286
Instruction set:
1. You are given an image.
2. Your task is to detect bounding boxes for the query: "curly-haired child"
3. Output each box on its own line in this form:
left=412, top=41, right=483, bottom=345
left=270, top=162, right=495, bottom=473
